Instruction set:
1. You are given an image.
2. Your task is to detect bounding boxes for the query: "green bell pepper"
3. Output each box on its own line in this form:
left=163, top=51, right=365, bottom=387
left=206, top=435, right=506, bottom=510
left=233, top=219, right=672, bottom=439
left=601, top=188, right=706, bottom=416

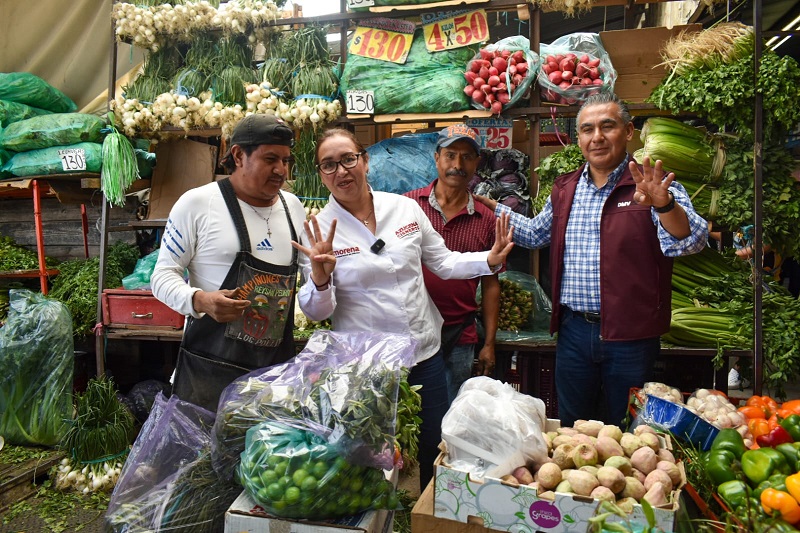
left=706, top=448, right=741, bottom=486
left=753, top=474, right=788, bottom=501
left=780, top=414, right=800, bottom=443
left=711, top=427, right=748, bottom=459
left=742, top=448, right=792, bottom=486
left=776, top=442, right=800, bottom=471
left=718, top=479, right=749, bottom=510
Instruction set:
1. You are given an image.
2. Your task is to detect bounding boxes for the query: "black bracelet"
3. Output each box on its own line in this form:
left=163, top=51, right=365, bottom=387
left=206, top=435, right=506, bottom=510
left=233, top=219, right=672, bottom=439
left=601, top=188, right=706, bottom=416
left=313, top=278, right=330, bottom=291
left=653, top=191, right=676, bottom=214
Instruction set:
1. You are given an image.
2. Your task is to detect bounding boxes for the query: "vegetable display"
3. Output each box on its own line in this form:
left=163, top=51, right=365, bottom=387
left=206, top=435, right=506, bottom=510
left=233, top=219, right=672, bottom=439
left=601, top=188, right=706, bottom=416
left=532, top=143, right=585, bottom=214
left=537, top=33, right=615, bottom=106
left=497, top=276, right=534, bottom=332
left=0, top=235, right=59, bottom=272
left=464, top=37, right=537, bottom=114
left=101, top=117, right=140, bottom=207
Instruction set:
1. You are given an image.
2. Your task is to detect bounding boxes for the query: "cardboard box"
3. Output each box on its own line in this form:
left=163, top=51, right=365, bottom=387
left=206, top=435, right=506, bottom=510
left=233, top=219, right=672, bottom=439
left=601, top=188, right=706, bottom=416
left=147, top=138, right=218, bottom=222
left=433, top=423, right=685, bottom=533
left=599, top=25, right=702, bottom=103
left=224, top=491, right=391, bottom=533
left=412, top=482, right=490, bottom=533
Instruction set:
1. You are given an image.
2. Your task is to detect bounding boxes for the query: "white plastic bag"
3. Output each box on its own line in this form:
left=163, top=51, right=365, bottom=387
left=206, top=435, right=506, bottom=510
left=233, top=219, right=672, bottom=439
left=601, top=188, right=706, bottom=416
left=441, top=376, right=548, bottom=477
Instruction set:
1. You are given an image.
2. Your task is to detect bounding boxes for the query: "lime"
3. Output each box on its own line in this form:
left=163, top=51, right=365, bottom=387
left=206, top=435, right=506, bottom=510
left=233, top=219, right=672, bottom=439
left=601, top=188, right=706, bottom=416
left=274, top=460, right=288, bottom=477
left=260, top=469, right=278, bottom=487
left=272, top=499, right=287, bottom=512
left=312, top=460, right=330, bottom=480
left=348, top=476, right=363, bottom=493
left=280, top=475, right=293, bottom=488
left=266, top=454, right=282, bottom=468
left=267, top=482, right=284, bottom=500
left=285, top=486, right=301, bottom=505
left=257, top=486, right=271, bottom=503
left=292, top=468, right=309, bottom=486
left=387, top=493, right=399, bottom=509
left=300, top=476, right=318, bottom=492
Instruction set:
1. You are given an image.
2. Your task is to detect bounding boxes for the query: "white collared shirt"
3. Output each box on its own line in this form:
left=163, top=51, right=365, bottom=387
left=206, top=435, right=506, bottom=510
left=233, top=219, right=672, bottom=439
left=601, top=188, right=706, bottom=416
left=297, top=191, right=493, bottom=363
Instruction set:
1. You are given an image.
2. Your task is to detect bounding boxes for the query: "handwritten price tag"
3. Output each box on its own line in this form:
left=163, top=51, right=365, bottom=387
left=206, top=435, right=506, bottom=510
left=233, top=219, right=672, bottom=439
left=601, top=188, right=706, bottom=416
left=346, top=90, right=375, bottom=115
left=466, top=118, right=513, bottom=149
left=423, top=9, right=489, bottom=52
left=349, top=26, right=413, bottom=64
left=58, top=148, right=87, bottom=172
left=347, top=0, right=375, bottom=8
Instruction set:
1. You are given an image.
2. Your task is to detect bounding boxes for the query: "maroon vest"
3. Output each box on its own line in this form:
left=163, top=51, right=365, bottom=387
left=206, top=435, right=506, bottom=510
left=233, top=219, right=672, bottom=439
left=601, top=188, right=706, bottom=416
left=548, top=164, right=673, bottom=341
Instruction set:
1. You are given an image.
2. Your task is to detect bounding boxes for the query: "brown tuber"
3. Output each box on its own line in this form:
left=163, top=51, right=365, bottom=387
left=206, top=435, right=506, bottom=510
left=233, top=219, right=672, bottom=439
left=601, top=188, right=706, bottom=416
left=552, top=443, right=576, bottom=470
left=574, top=420, right=604, bottom=437
left=535, top=463, right=562, bottom=490
left=604, top=456, right=633, bottom=477
left=596, top=466, right=626, bottom=494
left=639, top=432, right=661, bottom=452
left=657, top=448, right=677, bottom=464
left=572, top=443, right=598, bottom=468
left=644, top=468, right=673, bottom=494
left=567, top=470, right=599, bottom=497
left=630, top=446, right=659, bottom=475
left=595, top=436, right=624, bottom=463
left=620, top=476, right=646, bottom=501
left=656, top=461, right=682, bottom=487
left=590, top=486, right=616, bottom=502
left=642, top=481, right=669, bottom=507
left=616, top=497, right=638, bottom=513
left=597, top=425, right=624, bottom=442
left=620, top=433, right=644, bottom=457
left=500, top=474, right=520, bottom=486
left=512, top=466, right=535, bottom=485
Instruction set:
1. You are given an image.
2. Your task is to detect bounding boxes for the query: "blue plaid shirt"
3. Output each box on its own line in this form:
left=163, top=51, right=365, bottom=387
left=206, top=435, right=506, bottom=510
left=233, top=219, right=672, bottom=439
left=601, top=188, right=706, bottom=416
left=497, top=155, right=708, bottom=313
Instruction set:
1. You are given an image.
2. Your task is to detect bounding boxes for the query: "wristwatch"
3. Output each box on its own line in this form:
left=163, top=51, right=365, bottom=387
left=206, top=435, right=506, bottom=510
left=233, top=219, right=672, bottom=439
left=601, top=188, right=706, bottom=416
left=653, top=191, right=676, bottom=214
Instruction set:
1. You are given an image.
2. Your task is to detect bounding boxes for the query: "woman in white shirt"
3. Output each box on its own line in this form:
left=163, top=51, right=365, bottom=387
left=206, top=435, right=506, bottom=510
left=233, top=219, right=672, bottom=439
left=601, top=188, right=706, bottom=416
left=293, top=128, right=513, bottom=491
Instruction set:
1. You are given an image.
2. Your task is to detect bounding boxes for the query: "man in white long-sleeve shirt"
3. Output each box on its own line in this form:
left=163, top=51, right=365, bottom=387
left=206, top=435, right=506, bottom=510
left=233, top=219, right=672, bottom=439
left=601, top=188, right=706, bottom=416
left=151, top=114, right=306, bottom=411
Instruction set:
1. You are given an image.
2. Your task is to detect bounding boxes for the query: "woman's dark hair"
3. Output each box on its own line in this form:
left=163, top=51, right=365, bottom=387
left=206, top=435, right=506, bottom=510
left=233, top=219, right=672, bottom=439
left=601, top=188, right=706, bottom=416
left=315, top=128, right=366, bottom=163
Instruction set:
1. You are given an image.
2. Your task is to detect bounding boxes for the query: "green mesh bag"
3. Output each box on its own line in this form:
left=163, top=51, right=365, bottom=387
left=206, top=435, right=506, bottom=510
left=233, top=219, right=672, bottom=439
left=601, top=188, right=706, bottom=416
left=0, top=113, right=105, bottom=152
left=0, top=99, right=52, bottom=128
left=340, top=29, right=476, bottom=115
left=0, top=72, right=77, bottom=113
left=1, top=142, right=102, bottom=177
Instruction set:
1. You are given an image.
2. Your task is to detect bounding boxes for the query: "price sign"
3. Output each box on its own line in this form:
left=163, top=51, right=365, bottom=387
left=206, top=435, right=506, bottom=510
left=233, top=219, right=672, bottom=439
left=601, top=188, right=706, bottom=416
left=346, top=90, right=375, bottom=114
left=349, top=26, right=413, bottom=64
left=347, top=0, right=375, bottom=8
left=423, top=9, right=489, bottom=52
left=466, top=118, right=513, bottom=149
left=58, top=148, right=87, bottom=172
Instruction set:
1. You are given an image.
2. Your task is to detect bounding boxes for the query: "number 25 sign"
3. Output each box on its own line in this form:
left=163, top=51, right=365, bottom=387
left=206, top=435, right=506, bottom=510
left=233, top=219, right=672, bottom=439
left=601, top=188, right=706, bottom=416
left=423, top=9, right=489, bottom=52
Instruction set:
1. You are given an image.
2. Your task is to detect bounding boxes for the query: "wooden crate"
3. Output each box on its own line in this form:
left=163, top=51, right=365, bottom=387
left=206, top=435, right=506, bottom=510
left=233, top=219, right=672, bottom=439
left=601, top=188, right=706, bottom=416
left=102, top=288, right=184, bottom=329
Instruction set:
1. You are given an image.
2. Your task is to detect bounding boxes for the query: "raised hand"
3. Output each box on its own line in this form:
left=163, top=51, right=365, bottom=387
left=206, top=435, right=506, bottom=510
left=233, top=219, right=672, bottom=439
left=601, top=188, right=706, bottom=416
left=629, top=156, right=674, bottom=208
left=487, top=212, right=514, bottom=268
left=291, top=216, right=338, bottom=286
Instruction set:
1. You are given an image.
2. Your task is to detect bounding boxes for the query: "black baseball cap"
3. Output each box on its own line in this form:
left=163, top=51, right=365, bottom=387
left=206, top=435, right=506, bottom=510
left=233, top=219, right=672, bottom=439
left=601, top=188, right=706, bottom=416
left=221, top=114, right=295, bottom=164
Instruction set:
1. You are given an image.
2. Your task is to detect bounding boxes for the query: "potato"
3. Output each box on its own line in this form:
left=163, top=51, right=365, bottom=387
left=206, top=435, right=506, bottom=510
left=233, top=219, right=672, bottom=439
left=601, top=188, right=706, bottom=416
left=630, top=446, right=658, bottom=475
left=535, top=463, right=562, bottom=491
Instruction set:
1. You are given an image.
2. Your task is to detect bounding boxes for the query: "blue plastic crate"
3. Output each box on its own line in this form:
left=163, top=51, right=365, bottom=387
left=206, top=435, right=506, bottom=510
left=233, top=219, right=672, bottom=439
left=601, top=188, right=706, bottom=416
left=643, top=394, right=720, bottom=450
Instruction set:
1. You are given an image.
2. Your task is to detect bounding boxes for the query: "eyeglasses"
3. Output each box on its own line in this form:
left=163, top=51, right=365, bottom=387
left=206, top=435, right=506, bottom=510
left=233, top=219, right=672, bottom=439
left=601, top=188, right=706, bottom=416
left=316, top=152, right=363, bottom=175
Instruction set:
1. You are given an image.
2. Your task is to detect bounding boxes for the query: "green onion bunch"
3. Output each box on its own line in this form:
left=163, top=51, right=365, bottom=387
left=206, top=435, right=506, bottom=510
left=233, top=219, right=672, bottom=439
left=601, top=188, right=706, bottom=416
left=101, top=118, right=140, bottom=207
left=211, top=35, right=258, bottom=106
left=290, top=128, right=327, bottom=214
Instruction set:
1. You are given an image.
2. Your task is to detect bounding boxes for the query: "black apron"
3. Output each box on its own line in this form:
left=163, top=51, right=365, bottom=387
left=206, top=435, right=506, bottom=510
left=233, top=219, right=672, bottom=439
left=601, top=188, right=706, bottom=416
left=172, top=178, right=298, bottom=411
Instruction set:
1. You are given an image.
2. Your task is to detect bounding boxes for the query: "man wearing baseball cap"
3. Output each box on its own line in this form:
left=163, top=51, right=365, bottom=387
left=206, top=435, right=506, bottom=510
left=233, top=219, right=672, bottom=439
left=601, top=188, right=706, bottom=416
left=404, top=124, right=501, bottom=403
left=152, top=114, right=307, bottom=411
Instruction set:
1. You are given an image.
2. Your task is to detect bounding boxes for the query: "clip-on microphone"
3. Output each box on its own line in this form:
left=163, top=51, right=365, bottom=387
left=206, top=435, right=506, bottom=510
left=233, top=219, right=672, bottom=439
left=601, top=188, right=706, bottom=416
left=370, top=239, right=385, bottom=254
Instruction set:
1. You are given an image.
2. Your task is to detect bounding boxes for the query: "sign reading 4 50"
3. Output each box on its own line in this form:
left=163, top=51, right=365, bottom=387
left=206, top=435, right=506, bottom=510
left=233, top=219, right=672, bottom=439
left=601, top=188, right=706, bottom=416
left=422, top=9, right=489, bottom=52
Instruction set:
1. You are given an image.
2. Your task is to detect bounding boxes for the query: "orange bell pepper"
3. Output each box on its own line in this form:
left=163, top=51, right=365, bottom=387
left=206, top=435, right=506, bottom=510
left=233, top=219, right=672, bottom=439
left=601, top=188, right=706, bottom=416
left=748, top=396, right=780, bottom=418
left=750, top=418, right=772, bottom=440
left=776, top=408, right=795, bottom=421
left=786, top=473, right=800, bottom=505
left=782, top=400, right=800, bottom=416
left=740, top=405, right=768, bottom=420
left=761, top=488, right=800, bottom=524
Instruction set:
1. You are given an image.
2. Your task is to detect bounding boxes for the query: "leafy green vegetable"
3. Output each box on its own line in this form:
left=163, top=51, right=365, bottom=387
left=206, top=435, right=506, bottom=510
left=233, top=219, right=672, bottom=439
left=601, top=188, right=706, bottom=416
left=533, top=144, right=584, bottom=214
left=0, top=290, right=73, bottom=446
left=648, top=42, right=800, bottom=143
left=49, top=241, right=139, bottom=336
left=0, top=235, right=59, bottom=272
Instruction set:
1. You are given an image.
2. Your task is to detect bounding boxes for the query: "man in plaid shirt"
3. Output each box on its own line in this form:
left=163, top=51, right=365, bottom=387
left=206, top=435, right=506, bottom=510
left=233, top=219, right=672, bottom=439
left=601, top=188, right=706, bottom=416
left=478, top=93, right=708, bottom=427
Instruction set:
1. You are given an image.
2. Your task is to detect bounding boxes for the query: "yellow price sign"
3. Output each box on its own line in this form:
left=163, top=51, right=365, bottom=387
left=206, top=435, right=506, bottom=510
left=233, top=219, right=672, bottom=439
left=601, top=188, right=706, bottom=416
left=423, top=9, right=489, bottom=53
left=349, top=26, right=413, bottom=64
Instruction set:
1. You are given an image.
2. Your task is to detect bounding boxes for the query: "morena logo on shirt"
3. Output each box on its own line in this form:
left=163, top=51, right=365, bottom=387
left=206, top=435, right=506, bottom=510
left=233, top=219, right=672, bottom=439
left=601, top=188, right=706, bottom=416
left=333, top=247, right=361, bottom=257
left=395, top=222, right=420, bottom=239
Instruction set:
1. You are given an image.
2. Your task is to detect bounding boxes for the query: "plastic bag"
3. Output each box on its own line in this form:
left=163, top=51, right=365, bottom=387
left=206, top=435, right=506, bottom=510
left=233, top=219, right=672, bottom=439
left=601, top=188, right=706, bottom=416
left=238, top=420, right=399, bottom=519
left=0, top=113, right=105, bottom=152
left=365, top=133, right=438, bottom=194
left=106, top=393, right=240, bottom=533
left=478, top=271, right=552, bottom=343
left=212, top=330, right=417, bottom=478
left=470, top=147, right=532, bottom=216
left=126, top=378, right=171, bottom=423
left=441, top=376, right=548, bottom=477
left=0, top=72, right=77, bottom=113
left=0, top=99, right=52, bottom=128
left=538, top=33, right=616, bottom=106
left=0, top=289, right=73, bottom=445
left=341, top=29, right=476, bottom=115
left=466, top=36, right=540, bottom=112
left=122, top=249, right=160, bottom=290
left=1, top=141, right=102, bottom=177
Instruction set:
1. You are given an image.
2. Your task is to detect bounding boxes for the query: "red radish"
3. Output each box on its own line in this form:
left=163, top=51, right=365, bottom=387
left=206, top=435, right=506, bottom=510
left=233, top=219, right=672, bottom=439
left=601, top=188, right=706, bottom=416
left=593, top=78, right=604, bottom=85
left=576, top=63, right=589, bottom=78
left=562, top=71, right=573, bottom=81
left=516, top=62, right=528, bottom=75
left=571, top=77, right=581, bottom=85
left=501, top=50, right=511, bottom=59
left=480, top=49, right=493, bottom=61
left=548, top=71, right=562, bottom=84
left=589, top=58, right=601, bottom=68
left=479, top=66, right=490, bottom=80
left=491, top=100, right=503, bottom=114
left=581, top=77, right=593, bottom=86
left=589, top=67, right=600, bottom=80
left=580, top=54, right=590, bottom=64
left=496, top=82, right=507, bottom=92
left=565, top=52, right=577, bottom=61
left=465, top=71, right=477, bottom=83
left=488, top=75, right=501, bottom=87
left=512, top=73, right=523, bottom=86
left=508, top=82, right=516, bottom=93
left=473, top=77, right=485, bottom=89
left=498, top=91, right=511, bottom=104
left=492, top=57, right=508, bottom=73
left=558, top=81, right=571, bottom=90
left=464, top=85, right=474, bottom=97
left=481, top=84, right=491, bottom=93
left=472, top=90, right=485, bottom=104
left=512, top=50, right=525, bottom=62
left=508, top=65, right=517, bottom=75
left=554, top=54, right=565, bottom=63
left=485, top=92, right=495, bottom=103
left=542, top=64, right=553, bottom=75
left=489, top=66, right=499, bottom=77
left=546, top=55, right=556, bottom=64
left=560, top=57, right=576, bottom=73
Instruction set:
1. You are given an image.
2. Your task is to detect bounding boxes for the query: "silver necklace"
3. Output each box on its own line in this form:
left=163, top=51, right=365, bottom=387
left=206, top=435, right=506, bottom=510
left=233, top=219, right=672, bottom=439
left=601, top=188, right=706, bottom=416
left=248, top=202, right=275, bottom=238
